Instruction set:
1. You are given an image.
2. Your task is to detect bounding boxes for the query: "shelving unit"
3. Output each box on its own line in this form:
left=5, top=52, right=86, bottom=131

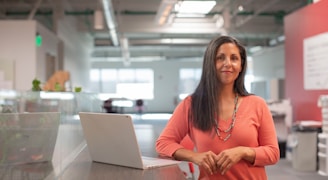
left=318, top=95, right=328, bottom=176
left=318, top=133, right=328, bottom=176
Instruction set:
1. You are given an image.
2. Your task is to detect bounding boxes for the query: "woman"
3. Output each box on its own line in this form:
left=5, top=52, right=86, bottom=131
left=156, top=36, right=279, bottom=179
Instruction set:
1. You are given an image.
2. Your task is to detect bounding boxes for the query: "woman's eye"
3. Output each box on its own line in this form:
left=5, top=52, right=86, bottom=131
left=231, top=56, right=239, bottom=61
left=217, top=56, right=225, bottom=61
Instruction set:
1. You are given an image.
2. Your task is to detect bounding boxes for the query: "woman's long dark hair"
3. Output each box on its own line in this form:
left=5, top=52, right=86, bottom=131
left=189, top=35, right=250, bottom=131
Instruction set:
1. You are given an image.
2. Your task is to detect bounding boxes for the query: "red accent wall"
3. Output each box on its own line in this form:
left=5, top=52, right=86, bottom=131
left=285, top=0, right=328, bottom=122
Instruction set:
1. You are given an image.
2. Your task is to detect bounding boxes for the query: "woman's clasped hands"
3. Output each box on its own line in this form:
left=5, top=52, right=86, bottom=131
left=192, top=147, right=245, bottom=176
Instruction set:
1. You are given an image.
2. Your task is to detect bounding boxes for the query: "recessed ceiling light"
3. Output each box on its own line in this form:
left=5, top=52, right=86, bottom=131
left=238, top=5, right=244, bottom=11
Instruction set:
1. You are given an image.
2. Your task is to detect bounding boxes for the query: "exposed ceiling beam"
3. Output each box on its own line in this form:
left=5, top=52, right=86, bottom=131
left=28, top=0, right=43, bottom=20
left=235, top=0, right=281, bottom=28
left=230, top=0, right=256, bottom=19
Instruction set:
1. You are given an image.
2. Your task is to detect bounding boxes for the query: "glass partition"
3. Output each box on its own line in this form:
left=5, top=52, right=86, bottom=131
left=0, top=90, right=102, bottom=179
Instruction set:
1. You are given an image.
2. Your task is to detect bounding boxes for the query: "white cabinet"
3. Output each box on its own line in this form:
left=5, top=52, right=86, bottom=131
left=292, top=131, right=318, bottom=171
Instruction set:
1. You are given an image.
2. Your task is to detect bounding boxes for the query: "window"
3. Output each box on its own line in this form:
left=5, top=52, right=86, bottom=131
left=246, top=57, right=254, bottom=92
left=178, top=66, right=253, bottom=99
left=89, top=69, right=101, bottom=93
left=89, top=68, right=154, bottom=100
left=179, top=68, right=201, bottom=100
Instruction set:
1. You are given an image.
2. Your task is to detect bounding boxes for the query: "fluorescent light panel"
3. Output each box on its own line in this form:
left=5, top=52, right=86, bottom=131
left=175, top=1, right=216, bottom=14
left=171, top=22, right=216, bottom=28
left=175, top=13, right=205, bottom=18
left=95, top=56, right=166, bottom=62
left=174, top=17, right=215, bottom=23
left=160, top=38, right=209, bottom=44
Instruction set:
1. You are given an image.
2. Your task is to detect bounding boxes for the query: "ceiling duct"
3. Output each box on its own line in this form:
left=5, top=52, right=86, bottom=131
left=27, top=0, right=43, bottom=20
left=101, top=0, right=119, bottom=46
left=235, top=0, right=281, bottom=28
left=120, top=37, right=130, bottom=66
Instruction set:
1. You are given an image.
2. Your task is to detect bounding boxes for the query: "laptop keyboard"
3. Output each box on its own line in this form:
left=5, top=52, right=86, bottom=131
left=142, top=156, right=179, bottom=168
left=143, top=157, right=163, bottom=166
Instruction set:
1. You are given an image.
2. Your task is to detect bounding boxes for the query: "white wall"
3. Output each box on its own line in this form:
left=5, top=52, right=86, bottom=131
left=0, top=20, right=60, bottom=91
left=92, top=59, right=202, bottom=113
left=0, top=18, right=92, bottom=92
left=0, top=20, right=36, bottom=90
left=0, top=59, right=14, bottom=89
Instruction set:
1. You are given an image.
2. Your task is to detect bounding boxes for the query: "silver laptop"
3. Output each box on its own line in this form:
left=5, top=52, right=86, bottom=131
left=0, top=112, right=60, bottom=165
left=79, top=112, right=180, bottom=169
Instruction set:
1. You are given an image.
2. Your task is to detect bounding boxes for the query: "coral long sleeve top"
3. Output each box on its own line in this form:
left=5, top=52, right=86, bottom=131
left=156, top=95, right=280, bottom=180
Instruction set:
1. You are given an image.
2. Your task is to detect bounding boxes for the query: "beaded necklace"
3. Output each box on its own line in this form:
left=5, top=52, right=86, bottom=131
left=215, top=94, right=239, bottom=141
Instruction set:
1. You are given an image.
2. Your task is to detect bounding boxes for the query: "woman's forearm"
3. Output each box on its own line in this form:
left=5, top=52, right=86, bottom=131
left=240, top=146, right=256, bottom=164
left=173, top=148, right=197, bottom=162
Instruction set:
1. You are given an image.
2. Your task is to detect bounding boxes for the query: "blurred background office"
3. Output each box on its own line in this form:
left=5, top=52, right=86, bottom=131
left=0, top=0, right=298, bottom=112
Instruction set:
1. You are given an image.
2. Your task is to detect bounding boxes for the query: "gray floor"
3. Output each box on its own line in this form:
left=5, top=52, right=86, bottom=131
left=132, top=113, right=328, bottom=180
left=266, top=159, right=327, bottom=180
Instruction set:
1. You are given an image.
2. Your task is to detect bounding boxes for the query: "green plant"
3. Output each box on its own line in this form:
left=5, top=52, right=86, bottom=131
left=54, top=82, right=62, bottom=91
left=32, top=78, right=42, bottom=91
left=74, top=87, right=82, bottom=92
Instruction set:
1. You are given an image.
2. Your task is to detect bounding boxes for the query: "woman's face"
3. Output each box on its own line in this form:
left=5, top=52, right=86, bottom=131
left=215, top=43, right=242, bottom=86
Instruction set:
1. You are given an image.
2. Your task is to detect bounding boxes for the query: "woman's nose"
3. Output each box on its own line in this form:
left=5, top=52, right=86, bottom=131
left=223, top=59, right=231, bottom=66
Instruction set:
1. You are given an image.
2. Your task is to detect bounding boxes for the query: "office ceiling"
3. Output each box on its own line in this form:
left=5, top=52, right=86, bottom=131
left=0, top=0, right=309, bottom=62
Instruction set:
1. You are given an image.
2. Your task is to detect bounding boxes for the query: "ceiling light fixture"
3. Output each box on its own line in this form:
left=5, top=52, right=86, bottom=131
left=238, top=5, right=244, bottom=12
left=175, top=0, right=216, bottom=15
left=94, top=10, right=104, bottom=30
left=155, top=0, right=177, bottom=25
left=175, top=13, right=205, bottom=18
left=213, top=14, right=224, bottom=28
left=160, top=38, right=210, bottom=44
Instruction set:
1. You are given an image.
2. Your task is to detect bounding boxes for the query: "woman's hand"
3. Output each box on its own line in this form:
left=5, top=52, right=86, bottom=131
left=174, top=147, right=255, bottom=176
left=190, top=151, right=219, bottom=175
left=216, top=146, right=255, bottom=175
